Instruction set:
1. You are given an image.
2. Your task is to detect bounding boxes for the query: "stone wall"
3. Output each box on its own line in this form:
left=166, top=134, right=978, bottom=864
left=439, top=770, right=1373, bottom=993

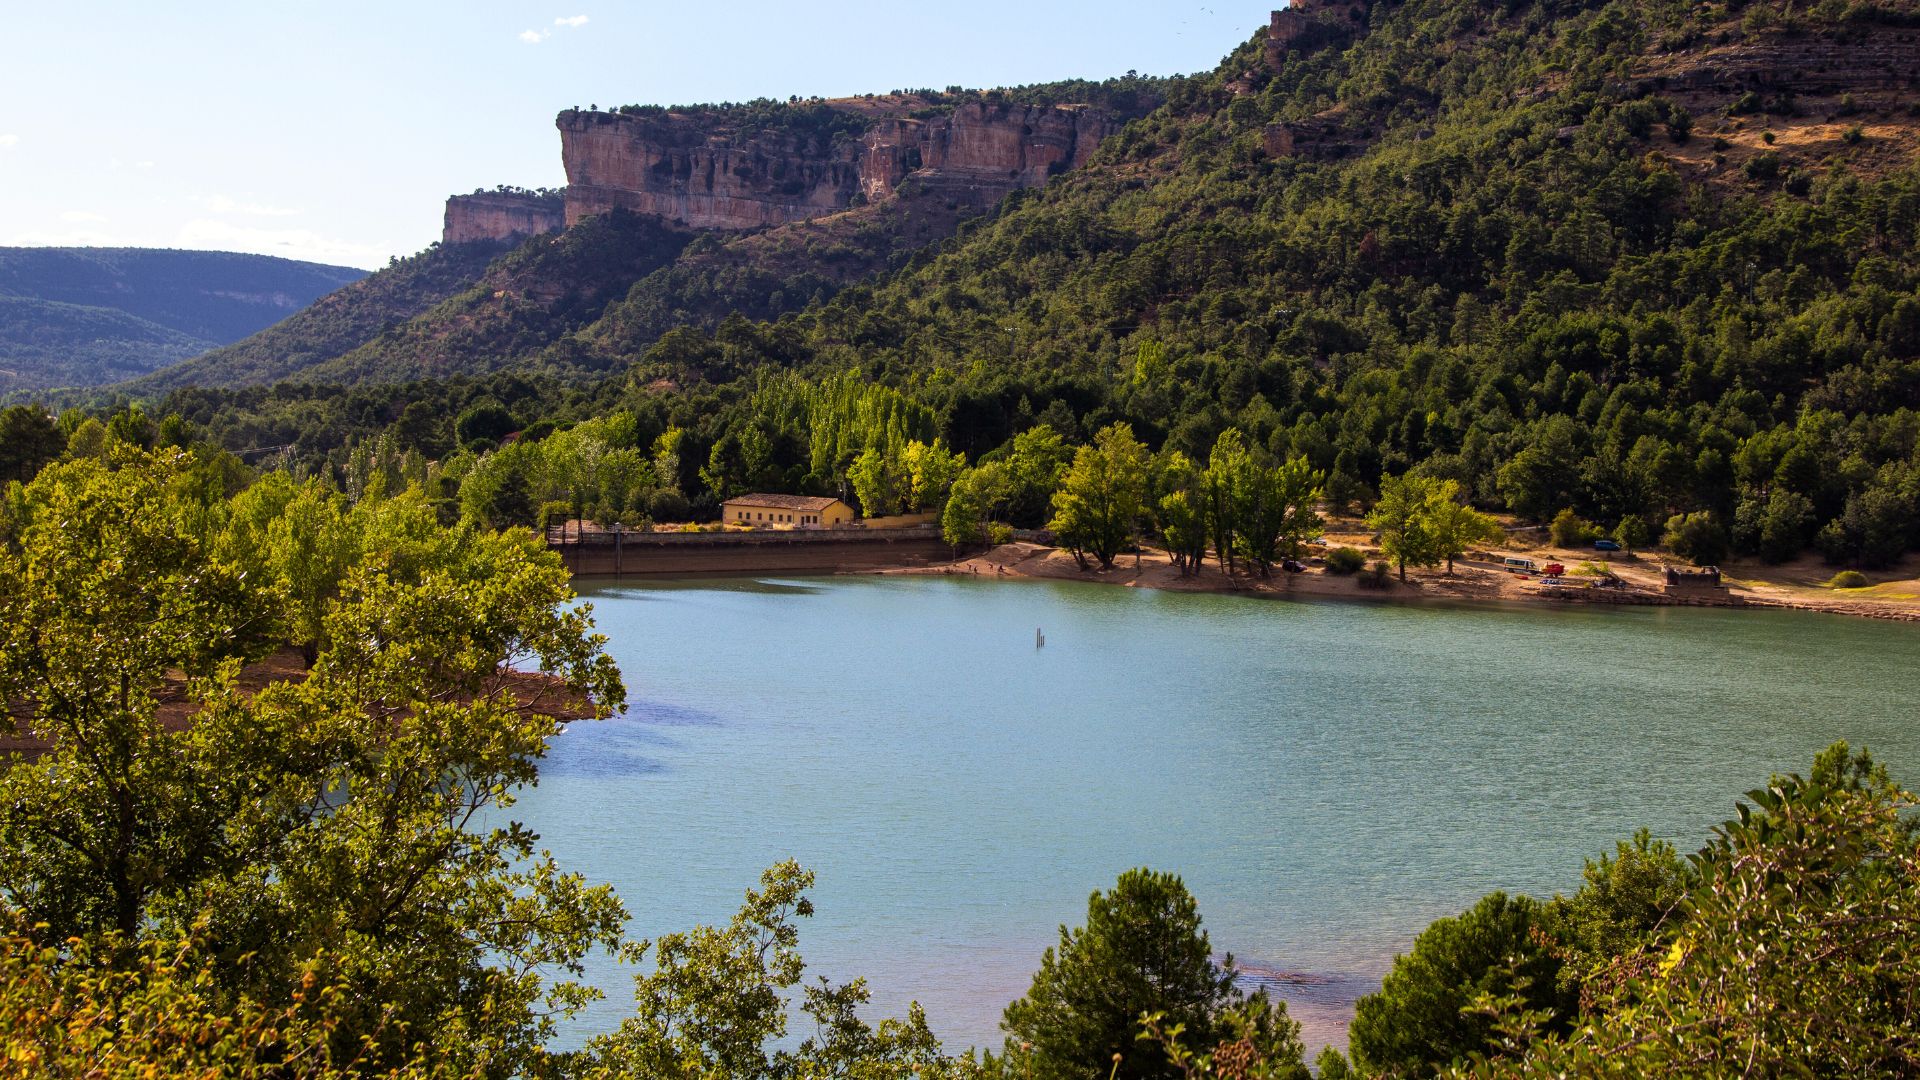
left=551, top=526, right=955, bottom=576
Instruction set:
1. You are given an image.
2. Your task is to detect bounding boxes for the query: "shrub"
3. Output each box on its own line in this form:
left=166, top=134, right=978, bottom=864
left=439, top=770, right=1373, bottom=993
left=1325, top=546, right=1367, bottom=574
left=1666, top=109, right=1693, bottom=142
left=1663, top=512, right=1730, bottom=566
left=1745, top=151, right=1782, bottom=181
left=645, top=487, right=691, bottom=523
left=1842, top=124, right=1865, bottom=144
left=1549, top=508, right=1599, bottom=548
left=1356, top=560, right=1393, bottom=589
left=1350, top=893, right=1565, bottom=1077
left=1827, top=570, right=1870, bottom=589
left=987, top=522, right=1015, bottom=546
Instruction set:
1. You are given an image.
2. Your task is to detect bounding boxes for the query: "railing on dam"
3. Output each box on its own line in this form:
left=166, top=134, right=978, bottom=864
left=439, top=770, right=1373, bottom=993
left=544, top=523, right=954, bottom=577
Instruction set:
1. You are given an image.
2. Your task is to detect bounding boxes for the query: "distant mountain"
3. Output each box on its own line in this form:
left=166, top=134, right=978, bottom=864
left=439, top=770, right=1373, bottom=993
left=0, top=248, right=366, bottom=392
left=131, top=241, right=509, bottom=393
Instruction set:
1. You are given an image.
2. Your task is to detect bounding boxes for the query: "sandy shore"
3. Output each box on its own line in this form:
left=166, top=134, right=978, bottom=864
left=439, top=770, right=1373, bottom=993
left=888, top=531, right=1920, bottom=624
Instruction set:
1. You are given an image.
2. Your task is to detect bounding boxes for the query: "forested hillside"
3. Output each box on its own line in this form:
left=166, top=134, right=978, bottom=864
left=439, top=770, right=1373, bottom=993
left=0, top=247, right=365, bottom=390
left=83, top=0, right=1920, bottom=572
left=128, top=240, right=510, bottom=392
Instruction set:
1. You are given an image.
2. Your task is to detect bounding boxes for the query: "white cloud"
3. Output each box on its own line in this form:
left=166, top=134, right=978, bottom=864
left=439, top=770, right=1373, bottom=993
left=136, top=160, right=155, bottom=170
left=175, top=219, right=389, bottom=270
left=0, top=134, right=19, bottom=149
left=60, top=210, right=109, bottom=224
left=555, top=15, right=588, bottom=28
left=200, top=194, right=302, bottom=218
left=518, top=28, right=550, bottom=43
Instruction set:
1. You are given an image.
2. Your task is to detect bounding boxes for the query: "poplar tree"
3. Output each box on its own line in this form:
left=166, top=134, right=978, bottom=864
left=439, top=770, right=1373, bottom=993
left=1049, top=422, right=1149, bottom=570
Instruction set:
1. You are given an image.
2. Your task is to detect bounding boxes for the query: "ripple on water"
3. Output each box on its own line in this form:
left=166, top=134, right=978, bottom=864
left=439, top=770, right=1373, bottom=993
left=509, top=576, right=1920, bottom=1057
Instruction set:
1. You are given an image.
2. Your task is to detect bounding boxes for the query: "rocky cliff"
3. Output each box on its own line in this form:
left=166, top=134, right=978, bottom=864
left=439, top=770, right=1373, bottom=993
left=558, top=102, right=1113, bottom=231
left=443, top=192, right=567, bottom=245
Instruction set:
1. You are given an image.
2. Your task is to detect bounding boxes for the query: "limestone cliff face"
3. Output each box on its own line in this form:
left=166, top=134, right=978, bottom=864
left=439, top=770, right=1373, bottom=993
left=1267, top=0, right=1371, bottom=68
left=444, top=192, right=566, bottom=245
left=559, top=103, right=1112, bottom=231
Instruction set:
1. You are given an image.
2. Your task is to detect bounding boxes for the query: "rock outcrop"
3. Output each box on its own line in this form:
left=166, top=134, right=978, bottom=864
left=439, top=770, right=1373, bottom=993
left=558, top=102, right=1113, bottom=231
left=1267, top=0, right=1371, bottom=68
left=1630, top=26, right=1920, bottom=95
left=443, top=192, right=566, bottom=245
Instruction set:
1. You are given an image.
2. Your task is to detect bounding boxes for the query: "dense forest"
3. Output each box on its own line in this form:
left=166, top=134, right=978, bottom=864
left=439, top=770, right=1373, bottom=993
left=39, top=0, right=1914, bottom=569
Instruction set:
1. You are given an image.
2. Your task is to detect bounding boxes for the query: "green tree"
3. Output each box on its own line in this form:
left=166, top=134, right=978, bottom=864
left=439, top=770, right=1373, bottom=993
left=1154, top=450, right=1210, bottom=575
left=1049, top=422, right=1150, bottom=571
left=0, top=405, right=63, bottom=484
left=0, top=452, right=630, bottom=1076
left=999, top=425, right=1073, bottom=528
left=454, top=399, right=518, bottom=448
left=1547, top=509, right=1597, bottom=549
left=1496, top=419, right=1584, bottom=522
left=1662, top=511, right=1730, bottom=566
left=1159, top=489, right=1210, bottom=575
left=1001, top=869, right=1248, bottom=1080
left=1204, top=429, right=1253, bottom=575
left=1614, top=514, right=1653, bottom=554
left=1425, top=481, right=1504, bottom=574
left=1234, top=455, right=1325, bottom=577
left=1368, top=474, right=1442, bottom=582
left=849, top=443, right=909, bottom=518
left=0, top=453, right=273, bottom=939
left=903, top=440, right=966, bottom=513
left=1816, top=482, right=1914, bottom=569
left=943, top=460, right=1016, bottom=545
left=1349, top=893, right=1565, bottom=1078
left=581, top=862, right=968, bottom=1080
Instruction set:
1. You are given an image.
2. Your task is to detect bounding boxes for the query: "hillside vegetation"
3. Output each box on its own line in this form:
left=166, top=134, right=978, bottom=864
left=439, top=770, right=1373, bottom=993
left=74, top=0, right=1920, bottom=574
left=0, top=247, right=364, bottom=391
left=130, top=240, right=508, bottom=392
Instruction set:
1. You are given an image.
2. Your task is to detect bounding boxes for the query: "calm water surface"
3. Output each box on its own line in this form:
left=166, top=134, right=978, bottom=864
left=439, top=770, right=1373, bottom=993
left=517, top=576, right=1920, bottom=1054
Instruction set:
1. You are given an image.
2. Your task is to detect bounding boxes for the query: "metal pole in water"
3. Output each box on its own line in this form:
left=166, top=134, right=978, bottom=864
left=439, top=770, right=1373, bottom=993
left=1036, top=627, right=1045, bottom=649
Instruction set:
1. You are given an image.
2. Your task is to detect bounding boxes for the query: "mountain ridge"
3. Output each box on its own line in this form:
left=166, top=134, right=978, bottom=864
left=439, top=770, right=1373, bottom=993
left=0, top=247, right=365, bottom=391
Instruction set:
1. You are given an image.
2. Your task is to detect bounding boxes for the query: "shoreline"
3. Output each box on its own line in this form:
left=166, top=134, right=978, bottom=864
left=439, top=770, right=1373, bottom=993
left=878, top=541, right=1920, bottom=624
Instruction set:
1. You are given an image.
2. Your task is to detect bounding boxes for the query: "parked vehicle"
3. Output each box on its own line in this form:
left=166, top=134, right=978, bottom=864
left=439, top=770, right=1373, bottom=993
left=1504, top=557, right=1539, bottom=574
left=1594, top=539, right=1622, bottom=552
left=1543, top=562, right=1567, bottom=577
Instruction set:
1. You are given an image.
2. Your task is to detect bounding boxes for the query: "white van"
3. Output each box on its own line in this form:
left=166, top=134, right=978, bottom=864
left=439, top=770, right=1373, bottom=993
left=1504, top=557, right=1539, bottom=574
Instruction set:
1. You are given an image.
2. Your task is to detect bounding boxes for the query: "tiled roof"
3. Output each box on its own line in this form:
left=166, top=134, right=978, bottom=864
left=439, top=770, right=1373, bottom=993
left=724, top=494, right=844, bottom=512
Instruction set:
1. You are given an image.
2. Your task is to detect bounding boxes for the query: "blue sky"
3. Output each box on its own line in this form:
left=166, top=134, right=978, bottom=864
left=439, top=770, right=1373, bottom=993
left=0, top=2, right=1267, bottom=269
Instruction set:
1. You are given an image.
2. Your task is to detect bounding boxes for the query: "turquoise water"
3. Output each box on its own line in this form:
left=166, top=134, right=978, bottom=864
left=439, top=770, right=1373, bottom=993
left=517, top=576, right=1920, bottom=1054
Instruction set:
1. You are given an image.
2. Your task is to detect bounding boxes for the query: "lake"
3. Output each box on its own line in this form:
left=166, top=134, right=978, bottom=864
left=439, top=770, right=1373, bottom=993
left=515, top=575, right=1920, bottom=1055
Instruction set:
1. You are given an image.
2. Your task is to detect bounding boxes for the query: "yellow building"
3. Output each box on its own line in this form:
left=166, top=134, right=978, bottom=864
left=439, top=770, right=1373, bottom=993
left=722, top=494, right=855, bottom=529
